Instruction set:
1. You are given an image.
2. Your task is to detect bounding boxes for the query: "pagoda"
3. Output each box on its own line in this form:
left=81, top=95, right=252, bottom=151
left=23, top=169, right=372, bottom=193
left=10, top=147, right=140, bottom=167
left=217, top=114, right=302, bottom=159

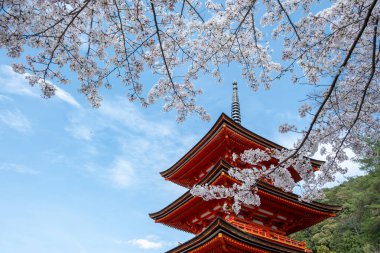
left=150, top=82, right=341, bottom=253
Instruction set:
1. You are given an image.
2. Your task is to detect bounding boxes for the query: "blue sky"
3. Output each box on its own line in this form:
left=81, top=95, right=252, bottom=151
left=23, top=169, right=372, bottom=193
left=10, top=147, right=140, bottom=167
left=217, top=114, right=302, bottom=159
left=0, top=26, right=365, bottom=253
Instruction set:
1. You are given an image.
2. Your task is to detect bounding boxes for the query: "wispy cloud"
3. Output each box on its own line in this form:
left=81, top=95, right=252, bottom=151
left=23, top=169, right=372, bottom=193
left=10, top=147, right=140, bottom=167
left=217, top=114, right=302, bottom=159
left=127, top=238, right=165, bottom=250
left=272, top=132, right=300, bottom=149
left=98, top=99, right=174, bottom=137
left=65, top=124, right=93, bottom=141
left=108, top=158, right=135, bottom=188
left=0, top=109, right=32, bottom=133
left=0, top=94, right=12, bottom=101
left=274, top=111, right=301, bottom=122
left=0, top=65, right=38, bottom=97
left=115, top=235, right=174, bottom=250
left=65, top=97, right=199, bottom=190
left=313, top=147, right=365, bottom=188
left=0, top=65, right=80, bottom=108
left=54, top=86, right=81, bottom=108
left=0, top=163, right=39, bottom=175
left=272, top=133, right=366, bottom=190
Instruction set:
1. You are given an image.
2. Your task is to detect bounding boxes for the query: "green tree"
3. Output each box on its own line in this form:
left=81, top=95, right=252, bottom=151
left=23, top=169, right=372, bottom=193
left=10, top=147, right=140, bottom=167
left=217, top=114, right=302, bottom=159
left=291, top=141, right=380, bottom=252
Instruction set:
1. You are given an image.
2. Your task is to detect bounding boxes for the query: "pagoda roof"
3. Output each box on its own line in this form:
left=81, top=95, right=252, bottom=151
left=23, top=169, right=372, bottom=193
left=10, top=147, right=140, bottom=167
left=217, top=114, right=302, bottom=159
left=166, top=218, right=308, bottom=253
left=160, top=113, right=323, bottom=187
left=150, top=160, right=341, bottom=235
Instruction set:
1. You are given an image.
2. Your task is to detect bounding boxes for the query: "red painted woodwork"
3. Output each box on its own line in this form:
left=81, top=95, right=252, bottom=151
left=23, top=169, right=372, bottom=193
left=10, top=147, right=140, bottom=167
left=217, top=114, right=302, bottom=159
left=160, top=114, right=323, bottom=188
left=151, top=114, right=341, bottom=253
left=225, top=216, right=311, bottom=252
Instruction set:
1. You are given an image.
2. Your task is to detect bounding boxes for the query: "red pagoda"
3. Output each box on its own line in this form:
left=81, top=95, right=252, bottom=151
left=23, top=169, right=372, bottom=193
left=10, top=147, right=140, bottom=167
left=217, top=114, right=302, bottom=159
left=150, top=83, right=341, bottom=253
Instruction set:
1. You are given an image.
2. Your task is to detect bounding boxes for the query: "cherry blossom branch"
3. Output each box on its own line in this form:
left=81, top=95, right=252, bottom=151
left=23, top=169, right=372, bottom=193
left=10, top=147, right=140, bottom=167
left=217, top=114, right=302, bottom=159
left=280, top=0, right=378, bottom=164
left=232, top=1, right=257, bottom=41
left=270, top=17, right=368, bottom=82
left=184, top=0, right=205, bottom=23
left=162, top=31, right=195, bottom=61
left=150, top=2, right=189, bottom=109
left=276, top=0, right=301, bottom=40
left=251, top=12, right=266, bottom=76
left=180, top=0, right=186, bottom=17
left=114, top=0, right=143, bottom=100
left=86, top=10, right=94, bottom=58
left=332, top=17, right=379, bottom=164
left=39, top=0, right=91, bottom=89
left=191, top=1, right=259, bottom=76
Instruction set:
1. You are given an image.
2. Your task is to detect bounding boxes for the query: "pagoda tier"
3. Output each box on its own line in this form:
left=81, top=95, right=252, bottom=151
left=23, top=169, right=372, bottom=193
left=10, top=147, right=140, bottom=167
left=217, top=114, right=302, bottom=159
left=160, top=113, right=323, bottom=188
left=150, top=160, right=341, bottom=236
left=167, top=218, right=311, bottom=253
left=152, top=111, right=341, bottom=253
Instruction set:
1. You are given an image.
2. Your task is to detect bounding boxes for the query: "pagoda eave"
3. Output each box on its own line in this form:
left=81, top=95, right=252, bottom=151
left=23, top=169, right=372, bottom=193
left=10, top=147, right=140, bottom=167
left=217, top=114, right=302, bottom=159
left=160, top=114, right=324, bottom=187
left=150, top=161, right=341, bottom=235
left=167, top=218, right=309, bottom=253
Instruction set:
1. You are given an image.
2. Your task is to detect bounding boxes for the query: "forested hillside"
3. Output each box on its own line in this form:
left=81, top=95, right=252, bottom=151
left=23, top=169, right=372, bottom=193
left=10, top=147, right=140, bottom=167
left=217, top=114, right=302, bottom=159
left=291, top=144, right=380, bottom=253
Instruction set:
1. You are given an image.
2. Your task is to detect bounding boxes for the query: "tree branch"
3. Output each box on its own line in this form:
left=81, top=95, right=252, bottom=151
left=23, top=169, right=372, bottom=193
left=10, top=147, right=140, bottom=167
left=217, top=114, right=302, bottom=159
left=184, top=0, right=204, bottom=23
left=276, top=0, right=301, bottom=40
left=332, top=17, right=379, bottom=163
left=278, top=0, right=378, bottom=166
left=150, top=2, right=188, bottom=108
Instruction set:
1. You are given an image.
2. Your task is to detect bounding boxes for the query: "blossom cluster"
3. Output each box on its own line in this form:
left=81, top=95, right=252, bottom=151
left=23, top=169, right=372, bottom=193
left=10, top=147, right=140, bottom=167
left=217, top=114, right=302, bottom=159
left=191, top=148, right=321, bottom=213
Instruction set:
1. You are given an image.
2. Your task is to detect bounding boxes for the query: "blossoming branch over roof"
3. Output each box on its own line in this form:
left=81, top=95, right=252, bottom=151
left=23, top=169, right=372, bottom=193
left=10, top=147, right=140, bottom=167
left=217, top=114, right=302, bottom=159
left=151, top=160, right=341, bottom=235
left=160, top=113, right=324, bottom=188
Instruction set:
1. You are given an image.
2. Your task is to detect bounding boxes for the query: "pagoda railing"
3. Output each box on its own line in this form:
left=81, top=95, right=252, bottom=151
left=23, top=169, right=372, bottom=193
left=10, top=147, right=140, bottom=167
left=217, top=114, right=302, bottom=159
left=225, top=216, right=311, bottom=252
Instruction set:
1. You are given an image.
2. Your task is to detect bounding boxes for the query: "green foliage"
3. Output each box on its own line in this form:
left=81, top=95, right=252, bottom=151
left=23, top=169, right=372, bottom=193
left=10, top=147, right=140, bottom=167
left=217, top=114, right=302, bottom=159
left=291, top=145, right=380, bottom=253
left=358, top=141, right=380, bottom=173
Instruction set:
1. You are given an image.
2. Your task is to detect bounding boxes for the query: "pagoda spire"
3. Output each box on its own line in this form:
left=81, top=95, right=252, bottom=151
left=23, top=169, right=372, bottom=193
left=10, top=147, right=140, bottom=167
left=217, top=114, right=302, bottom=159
left=231, top=81, right=241, bottom=124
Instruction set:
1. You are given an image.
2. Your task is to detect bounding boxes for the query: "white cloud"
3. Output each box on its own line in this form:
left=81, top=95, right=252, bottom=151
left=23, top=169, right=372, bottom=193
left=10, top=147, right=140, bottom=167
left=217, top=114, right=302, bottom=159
left=271, top=134, right=366, bottom=190
left=53, top=85, right=81, bottom=108
left=64, top=97, right=198, bottom=191
left=0, top=163, right=39, bottom=175
left=0, top=94, right=12, bottom=101
left=83, top=162, right=98, bottom=174
left=0, top=65, right=38, bottom=97
left=128, top=238, right=164, bottom=250
left=322, top=149, right=366, bottom=188
left=108, top=158, right=135, bottom=188
left=43, top=151, right=64, bottom=161
left=305, top=145, right=365, bottom=188
left=99, top=98, right=174, bottom=137
left=65, top=124, right=93, bottom=141
left=294, top=153, right=365, bottom=195
left=80, top=159, right=136, bottom=188
left=0, top=109, right=32, bottom=133
left=115, top=235, right=173, bottom=250
left=272, top=132, right=299, bottom=149
left=0, top=65, right=80, bottom=108
left=273, top=111, right=301, bottom=122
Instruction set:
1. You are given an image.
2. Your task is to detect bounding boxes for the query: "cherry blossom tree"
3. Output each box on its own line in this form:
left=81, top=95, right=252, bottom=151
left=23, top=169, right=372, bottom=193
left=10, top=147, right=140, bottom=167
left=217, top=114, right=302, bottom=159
left=1, top=0, right=379, bottom=212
